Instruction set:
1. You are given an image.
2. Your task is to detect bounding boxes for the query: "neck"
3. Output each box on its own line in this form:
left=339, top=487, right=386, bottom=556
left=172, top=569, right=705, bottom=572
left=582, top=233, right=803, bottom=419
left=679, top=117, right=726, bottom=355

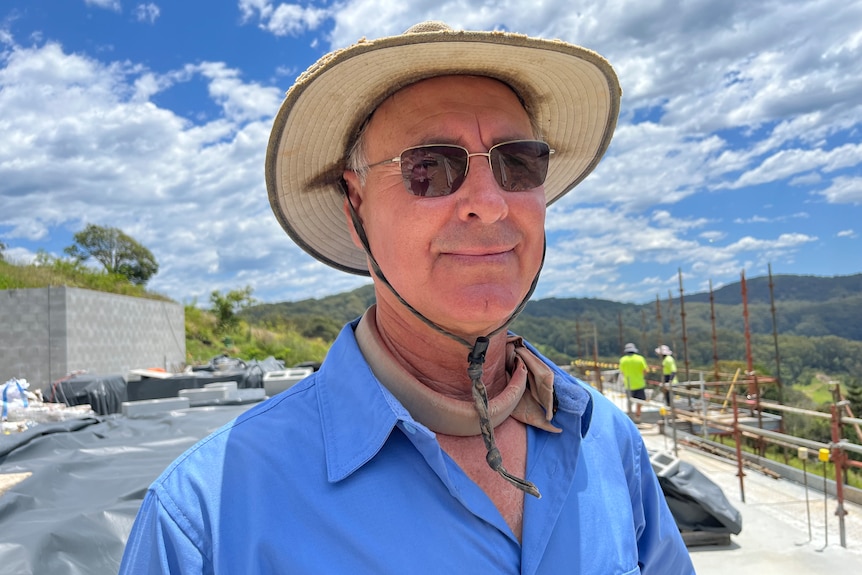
left=357, top=303, right=558, bottom=497
left=372, top=298, right=510, bottom=401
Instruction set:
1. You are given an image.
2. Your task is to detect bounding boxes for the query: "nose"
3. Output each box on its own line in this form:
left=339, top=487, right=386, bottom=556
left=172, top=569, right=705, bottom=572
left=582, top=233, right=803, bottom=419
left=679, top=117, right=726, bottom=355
left=455, top=154, right=509, bottom=223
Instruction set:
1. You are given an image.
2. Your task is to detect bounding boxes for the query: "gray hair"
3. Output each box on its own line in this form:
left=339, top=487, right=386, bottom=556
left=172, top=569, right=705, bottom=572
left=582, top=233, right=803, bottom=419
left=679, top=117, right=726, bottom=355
left=345, top=119, right=373, bottom=186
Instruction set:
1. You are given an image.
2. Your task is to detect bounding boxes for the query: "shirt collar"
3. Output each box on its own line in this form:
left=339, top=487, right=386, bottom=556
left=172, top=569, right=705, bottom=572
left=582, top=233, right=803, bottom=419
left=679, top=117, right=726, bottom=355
left=317, top=316, right=594, bottom=483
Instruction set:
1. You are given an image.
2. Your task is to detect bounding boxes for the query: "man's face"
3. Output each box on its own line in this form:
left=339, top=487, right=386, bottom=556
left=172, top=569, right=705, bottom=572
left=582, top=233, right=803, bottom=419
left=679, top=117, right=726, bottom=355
left=343, top=75, right=546, bottom=338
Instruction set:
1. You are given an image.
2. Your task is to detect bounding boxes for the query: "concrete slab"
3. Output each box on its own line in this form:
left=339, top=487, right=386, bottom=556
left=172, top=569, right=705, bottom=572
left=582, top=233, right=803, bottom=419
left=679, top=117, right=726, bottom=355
left=601, top=387, right=862, bottom=571
left=639, top=426, right=862, bottom=574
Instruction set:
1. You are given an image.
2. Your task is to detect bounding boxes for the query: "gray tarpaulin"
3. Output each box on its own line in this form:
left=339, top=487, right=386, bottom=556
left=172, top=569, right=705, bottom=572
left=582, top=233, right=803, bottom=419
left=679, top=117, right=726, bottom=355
left=659, top=460, right=743, bottom=535
left=43, top=373, right=128, bottom=415
left=0, top=404, right=254, bottom=575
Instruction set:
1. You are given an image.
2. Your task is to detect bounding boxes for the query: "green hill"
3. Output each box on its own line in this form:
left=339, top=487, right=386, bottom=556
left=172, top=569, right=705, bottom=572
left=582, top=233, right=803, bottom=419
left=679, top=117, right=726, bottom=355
left=5, top=252, right=861, bottom=390
left=685, top=273, right=862, bottom=305
left=241, top=273, right=862, bottom=387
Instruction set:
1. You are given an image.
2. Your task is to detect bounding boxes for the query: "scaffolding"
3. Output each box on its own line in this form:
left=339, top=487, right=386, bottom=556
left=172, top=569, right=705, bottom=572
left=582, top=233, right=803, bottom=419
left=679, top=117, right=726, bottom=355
left=633, top=375, right=861, bottom=549
left=567, top=264, right=862, bottom=549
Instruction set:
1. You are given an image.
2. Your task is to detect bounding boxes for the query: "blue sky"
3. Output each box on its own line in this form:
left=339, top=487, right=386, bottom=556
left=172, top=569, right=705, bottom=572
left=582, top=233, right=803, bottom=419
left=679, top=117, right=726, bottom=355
left=1, top=0, right=860, bottom=306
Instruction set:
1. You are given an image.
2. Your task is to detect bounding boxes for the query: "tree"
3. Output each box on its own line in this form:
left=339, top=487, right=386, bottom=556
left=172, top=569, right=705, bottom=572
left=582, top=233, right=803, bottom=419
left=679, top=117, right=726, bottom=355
left=64, top=224, right=158, bottom=285
left=210, top=286, right=256, bottom=332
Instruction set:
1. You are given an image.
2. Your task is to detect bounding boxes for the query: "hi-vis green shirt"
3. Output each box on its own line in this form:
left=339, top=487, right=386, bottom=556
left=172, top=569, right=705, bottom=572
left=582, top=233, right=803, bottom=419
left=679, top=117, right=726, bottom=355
left=619, top=353, right=649, bottom=391
left=662, top=356, right=678, bottom=384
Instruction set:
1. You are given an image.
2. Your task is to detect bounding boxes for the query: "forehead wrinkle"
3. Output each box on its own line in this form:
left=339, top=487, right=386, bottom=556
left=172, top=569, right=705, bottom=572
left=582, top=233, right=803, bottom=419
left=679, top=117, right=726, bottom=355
left=367, top=79, right=533, bottom=154
left=403, top=122, right=530, bottom=152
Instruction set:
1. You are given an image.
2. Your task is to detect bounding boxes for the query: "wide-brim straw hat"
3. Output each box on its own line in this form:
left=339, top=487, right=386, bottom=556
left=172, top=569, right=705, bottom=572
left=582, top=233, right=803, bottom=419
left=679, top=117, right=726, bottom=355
left=266, top=21, right=621, bottom=276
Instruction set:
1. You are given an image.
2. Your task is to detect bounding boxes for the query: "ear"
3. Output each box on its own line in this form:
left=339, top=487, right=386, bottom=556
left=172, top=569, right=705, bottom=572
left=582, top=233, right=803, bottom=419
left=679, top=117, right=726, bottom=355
left=341, top=171, right=365, bottom=249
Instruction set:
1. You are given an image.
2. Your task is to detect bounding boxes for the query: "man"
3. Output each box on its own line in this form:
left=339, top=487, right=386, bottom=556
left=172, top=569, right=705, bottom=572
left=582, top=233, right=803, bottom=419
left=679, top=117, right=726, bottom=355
left=656, top=344, right=679, bottom=405
left=120, top=22, right=693, bottom=573
left=619, top=342, right=649, bottom=422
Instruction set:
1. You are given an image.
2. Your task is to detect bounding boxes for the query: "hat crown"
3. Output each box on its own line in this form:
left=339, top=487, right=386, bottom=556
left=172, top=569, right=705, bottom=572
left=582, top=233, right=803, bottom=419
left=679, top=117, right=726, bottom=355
left=404, top=21, right=451, bottom=34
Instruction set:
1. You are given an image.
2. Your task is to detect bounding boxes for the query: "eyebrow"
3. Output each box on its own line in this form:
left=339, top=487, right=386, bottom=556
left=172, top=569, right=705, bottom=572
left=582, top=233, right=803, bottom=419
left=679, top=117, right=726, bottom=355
left=403, top=133, right=537, bottom=149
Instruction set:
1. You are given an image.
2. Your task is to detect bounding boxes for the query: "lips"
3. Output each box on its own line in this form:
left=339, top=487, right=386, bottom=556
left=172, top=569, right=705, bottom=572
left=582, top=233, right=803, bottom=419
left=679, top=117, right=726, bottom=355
left=445, top=246, right=514, bottom=257
left=435, top=228, right=521, bottom=256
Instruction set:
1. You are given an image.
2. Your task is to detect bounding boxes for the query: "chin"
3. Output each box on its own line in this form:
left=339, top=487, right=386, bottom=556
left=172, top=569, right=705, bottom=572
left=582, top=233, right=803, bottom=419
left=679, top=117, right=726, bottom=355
left=431, top=286, right=526, bottom=332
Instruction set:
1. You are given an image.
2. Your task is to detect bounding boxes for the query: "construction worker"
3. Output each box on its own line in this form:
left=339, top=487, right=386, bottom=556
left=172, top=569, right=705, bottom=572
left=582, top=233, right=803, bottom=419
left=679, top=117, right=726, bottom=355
left=656, top=345, right=678, bottom=405
left=619, top=343, right=649, bottom=422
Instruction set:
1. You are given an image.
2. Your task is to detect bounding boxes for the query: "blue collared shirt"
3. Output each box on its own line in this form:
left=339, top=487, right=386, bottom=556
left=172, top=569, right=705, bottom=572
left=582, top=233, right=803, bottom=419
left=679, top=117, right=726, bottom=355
left=120, top=320, right=694, bottom=574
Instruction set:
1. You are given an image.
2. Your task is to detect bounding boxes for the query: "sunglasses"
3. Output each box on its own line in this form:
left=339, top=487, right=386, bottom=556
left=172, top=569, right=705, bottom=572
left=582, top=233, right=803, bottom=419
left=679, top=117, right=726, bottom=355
left=367, top=140, right=554, bottom=197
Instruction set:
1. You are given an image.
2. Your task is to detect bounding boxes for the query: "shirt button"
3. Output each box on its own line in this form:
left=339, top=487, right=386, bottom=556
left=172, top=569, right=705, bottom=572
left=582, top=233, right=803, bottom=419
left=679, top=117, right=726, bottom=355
left=403, top=422, right=416, bottom=434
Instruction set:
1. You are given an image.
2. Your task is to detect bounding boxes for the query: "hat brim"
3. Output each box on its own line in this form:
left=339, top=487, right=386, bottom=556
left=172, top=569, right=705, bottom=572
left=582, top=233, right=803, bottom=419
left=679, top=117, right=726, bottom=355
left=266, top=27, right=621, bottom=276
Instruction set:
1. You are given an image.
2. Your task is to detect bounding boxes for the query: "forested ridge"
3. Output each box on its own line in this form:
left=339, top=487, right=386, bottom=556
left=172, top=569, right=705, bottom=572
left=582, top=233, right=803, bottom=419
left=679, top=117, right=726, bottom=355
left=6, top=244, right=857, bottom=392
left=242, top=273, right=862, bottom=387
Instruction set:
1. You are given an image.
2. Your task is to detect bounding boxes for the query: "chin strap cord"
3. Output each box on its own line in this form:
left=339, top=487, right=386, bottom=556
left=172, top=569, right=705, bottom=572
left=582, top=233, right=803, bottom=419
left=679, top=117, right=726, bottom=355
left=468, top=337, right=541, bottom=498
left=345, top=190, right=544, bottom=498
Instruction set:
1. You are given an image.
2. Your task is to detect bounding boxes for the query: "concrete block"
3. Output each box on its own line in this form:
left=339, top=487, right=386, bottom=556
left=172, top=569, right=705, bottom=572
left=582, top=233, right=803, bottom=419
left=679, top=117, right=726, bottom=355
left=177, top=385, right=264, bottom=407
left=179, top=388, right=229, bottom=407
left=650, top=450, right=680, bottom=478
left=263, top=368, right=313, bottom=396
left=231, top=388, right=266, bottom=403
left=203, top=381, right=237, bottom=391
left=122, top=397, right=190, bottom=417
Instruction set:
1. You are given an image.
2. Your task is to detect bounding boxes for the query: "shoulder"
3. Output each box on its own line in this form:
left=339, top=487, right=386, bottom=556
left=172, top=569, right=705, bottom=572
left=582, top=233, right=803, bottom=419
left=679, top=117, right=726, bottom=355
left=156, top=373, right=323, bottom=484
left=541, top=358, right=641, bottom=444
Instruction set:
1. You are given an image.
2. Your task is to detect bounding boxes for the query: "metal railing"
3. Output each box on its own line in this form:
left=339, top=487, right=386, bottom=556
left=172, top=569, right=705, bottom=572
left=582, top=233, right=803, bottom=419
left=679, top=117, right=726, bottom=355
left=591, top=367, right=862, bottom=549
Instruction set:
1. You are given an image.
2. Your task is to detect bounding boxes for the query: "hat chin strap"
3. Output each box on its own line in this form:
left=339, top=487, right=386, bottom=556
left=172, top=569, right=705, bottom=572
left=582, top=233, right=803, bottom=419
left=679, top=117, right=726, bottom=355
left=346, top=196, right=545, bottom=498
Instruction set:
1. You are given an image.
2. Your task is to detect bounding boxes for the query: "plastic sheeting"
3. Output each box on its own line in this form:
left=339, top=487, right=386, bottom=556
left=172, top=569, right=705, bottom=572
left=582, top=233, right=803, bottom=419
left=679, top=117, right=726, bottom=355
left=43, top=373, right=128, bottom=415
left=659, top=460, right=743, bottom=535
left=0, top=403, right=254, bottom=575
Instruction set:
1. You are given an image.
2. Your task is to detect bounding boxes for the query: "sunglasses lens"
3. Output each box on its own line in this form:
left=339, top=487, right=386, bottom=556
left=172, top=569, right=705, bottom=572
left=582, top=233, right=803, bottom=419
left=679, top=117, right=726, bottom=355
left=490, top=141, right=551, bottom=191
left=397, top=141, right=551, bottom=196
left=399, top=146, right=468, bottom=197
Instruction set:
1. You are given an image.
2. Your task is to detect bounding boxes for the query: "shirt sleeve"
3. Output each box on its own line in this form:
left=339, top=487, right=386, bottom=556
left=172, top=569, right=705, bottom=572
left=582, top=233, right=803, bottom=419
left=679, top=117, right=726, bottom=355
left=118, top=489, right=211, bottom=575
left=633, top=437, right=696, bottom=575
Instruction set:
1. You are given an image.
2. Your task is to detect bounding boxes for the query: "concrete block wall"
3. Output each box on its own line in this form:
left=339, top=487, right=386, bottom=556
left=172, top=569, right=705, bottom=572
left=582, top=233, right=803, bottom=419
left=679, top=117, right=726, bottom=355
left=0, top=287, right=185, bottom=386
left=0, top=287, right=65, bottom=385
